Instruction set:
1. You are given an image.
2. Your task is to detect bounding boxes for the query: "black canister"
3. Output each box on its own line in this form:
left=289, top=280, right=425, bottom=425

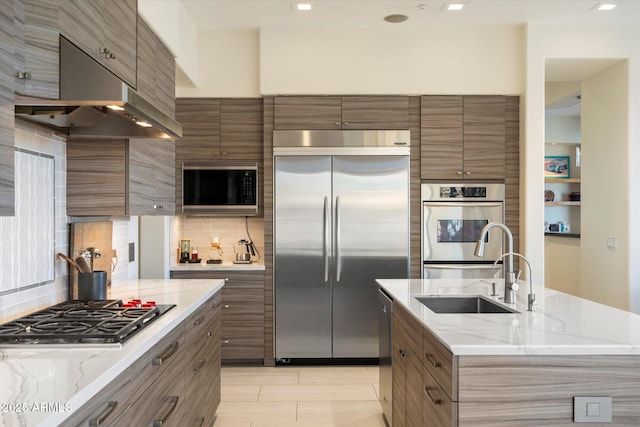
left=78, top=271, right=108, bottom=300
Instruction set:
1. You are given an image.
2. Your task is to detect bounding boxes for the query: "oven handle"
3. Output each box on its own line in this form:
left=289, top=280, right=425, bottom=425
left=423, top=201, right=503, bottom=208
left=423, top=263, right=499, bottom=270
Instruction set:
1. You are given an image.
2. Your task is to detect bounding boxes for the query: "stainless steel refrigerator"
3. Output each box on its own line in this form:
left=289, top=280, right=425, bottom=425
left=274, top=130, right=409, bottom=360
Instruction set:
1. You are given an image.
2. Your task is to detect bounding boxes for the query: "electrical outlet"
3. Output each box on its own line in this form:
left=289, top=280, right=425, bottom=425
left=607, top=236, right=617, bottom=249
left=574, top=397, right=612, bottom=423
left=128, top=242, right=135, bottom=262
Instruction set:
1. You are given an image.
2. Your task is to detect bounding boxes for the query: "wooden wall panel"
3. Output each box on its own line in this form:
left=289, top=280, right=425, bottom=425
left=263, top=96, right=275, bottom=366
left=409, top=96, right=422, bottom=278
left=505, top=96, right=520, bottom=266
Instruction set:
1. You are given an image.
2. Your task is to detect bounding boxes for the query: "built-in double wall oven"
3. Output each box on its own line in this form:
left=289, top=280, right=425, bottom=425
left=421, top=183, right=505, bottom=279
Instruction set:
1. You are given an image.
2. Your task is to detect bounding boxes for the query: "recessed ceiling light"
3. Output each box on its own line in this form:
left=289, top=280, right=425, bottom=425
left=294, top=2, right=312, bottom=11
left=444, top=3, right=466, bottom=11
left=593, top=2, right=617, bottom=11
left=384, top=14, right=409, bottom=23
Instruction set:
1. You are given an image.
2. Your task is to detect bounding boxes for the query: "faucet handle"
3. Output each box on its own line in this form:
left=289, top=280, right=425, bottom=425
left=511, top=282, right=520, bottom=291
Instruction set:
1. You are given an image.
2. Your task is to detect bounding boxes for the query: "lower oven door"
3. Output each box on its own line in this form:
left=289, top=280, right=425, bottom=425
left=422, top=263, right=503, bottom=280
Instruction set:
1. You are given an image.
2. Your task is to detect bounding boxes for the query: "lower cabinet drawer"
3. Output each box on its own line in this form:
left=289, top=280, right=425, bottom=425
left=131, top=357, right=188, bottom=427
left=221, top=323, right=264, bottom=360
left=423, top=366, right=457, bottom=427
left=66, top=378, right=131, bottom=427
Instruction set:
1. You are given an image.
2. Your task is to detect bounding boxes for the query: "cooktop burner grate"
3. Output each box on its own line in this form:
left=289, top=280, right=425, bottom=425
left=0, top=300, right=175, bottom=345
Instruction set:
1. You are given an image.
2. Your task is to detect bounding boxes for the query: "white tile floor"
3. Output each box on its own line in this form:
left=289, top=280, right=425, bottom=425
left=215, top=366, right=387, bottom=427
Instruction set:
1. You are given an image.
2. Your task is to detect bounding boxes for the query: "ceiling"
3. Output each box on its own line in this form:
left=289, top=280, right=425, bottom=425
left=180, top=0, right=640, bottom=31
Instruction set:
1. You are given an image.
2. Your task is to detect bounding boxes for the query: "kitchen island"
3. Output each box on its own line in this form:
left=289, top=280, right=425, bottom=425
left=377, top=278, right=640, bottom=426
left=0, top=278, right=224, bottom=427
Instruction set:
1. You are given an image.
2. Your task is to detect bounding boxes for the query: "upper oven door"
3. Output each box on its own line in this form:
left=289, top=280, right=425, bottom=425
left=422, top=200, right=504, bottom=262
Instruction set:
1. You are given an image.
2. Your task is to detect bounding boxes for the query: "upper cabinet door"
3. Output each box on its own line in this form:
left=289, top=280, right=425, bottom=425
left=13, top=0, right=59, bottom=99
left=273, top=96, right=409, bottom=130
left=420, top=96, right=464, bottom=180
left=341, top=96, right=409, bottom=129
left=137, top=16, right=175, bottom=118
left=463, top=96, right=506, bottom=180
left=129, top=139, right=176, bottom=216
left=274, top=96, right=342, bottom=129
left=59, top=0, right=137, bottom=87
left=221, top=98, right=263, bottom=160
left=175, top=98, right=221, bottom=161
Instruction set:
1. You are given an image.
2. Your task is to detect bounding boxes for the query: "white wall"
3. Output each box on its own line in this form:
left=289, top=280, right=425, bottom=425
left=138, top=0, right=200, bottom=87
left=177, top=30, right=260, bottom=97
left=524, top=24, right=639, bottom=305
left=581, top=60, right=629, bottom=310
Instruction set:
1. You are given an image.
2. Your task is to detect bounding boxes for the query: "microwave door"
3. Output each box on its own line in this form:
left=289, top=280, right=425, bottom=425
left=422, top=201, right=504, bottom=262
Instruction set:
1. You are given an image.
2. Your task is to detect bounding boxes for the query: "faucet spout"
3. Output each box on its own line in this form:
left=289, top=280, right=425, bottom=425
left=493, top=252, right=536, bottom=312
left=475, top=222, right=516, bottom=304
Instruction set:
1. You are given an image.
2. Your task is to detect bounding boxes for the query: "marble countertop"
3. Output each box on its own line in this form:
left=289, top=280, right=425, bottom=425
left=0, top=278, right=225, bottom=427
left=376, top=278, right=640, bottom=357
left=170, top=260, right=265, bottom=271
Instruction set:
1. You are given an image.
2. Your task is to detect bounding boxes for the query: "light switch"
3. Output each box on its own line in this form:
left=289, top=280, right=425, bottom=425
left=574, top=397, right=612, bottom=423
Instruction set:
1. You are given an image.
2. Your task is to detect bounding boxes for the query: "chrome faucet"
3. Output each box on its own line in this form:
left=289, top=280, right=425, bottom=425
left=493, top=252, right=537, bottom=312
left=474, top=222, right=517, bottom=304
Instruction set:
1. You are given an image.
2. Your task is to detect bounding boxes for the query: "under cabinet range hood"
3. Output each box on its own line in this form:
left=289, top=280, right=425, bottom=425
left=15, top=37, right=182, bottom=139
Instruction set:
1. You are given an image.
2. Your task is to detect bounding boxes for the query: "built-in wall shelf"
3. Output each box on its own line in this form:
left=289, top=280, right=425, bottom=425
left=545, top=232, right=581, bottom=239
left=545, top=201, right=580, bottom=206
left=545, top=178, right=580, bottom=184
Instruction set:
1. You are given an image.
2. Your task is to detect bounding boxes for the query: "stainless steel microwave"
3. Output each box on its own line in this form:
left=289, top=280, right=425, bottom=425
left=182, top=163, right=259, bottom=215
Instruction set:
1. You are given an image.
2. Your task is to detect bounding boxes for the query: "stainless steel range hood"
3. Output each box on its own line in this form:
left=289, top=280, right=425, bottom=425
left=15, top=37, right=182, bottom=139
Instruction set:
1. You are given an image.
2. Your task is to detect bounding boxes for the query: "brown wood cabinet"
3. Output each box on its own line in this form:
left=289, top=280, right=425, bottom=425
left=68, top=291, right=223, bottom=427
left=393, top=303, right=424, bottom=427
left=0, top=0, right=15, bottom=216
left=182, top=291, right=222, bottom=426
left=67, top=138, right=175, bottom=216
left=421, top=96, right=506, bottom=180
left=273, top=96, right=410, bottom=129
left=13, top=0, right=59, bottom=99
left=174, top=98, right=264, bottom=214
left=392, top=299, right=640, bottom=426
left=137, top=16, right=175, bottom=119
left=170, top=270, right=265, bottom=364
left=59, top=0, right=137, bottom=87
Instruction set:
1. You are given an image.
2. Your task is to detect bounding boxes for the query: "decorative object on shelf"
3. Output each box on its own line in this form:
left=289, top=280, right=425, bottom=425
left=569, top=192, right=581, bottom=201
left=544, top=156, right=570, bottom=179
left=544, top=189, right=555, bottom=202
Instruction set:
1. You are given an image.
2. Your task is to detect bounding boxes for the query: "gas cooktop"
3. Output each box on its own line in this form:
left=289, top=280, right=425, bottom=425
left=0, top=299, right=175, bottom=346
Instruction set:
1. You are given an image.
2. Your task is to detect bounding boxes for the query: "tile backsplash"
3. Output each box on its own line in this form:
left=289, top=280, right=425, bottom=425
left=175, top=216, right=265, bottom=264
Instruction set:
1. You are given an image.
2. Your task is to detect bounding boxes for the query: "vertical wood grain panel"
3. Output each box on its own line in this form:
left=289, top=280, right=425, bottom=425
left=505, top=96, right=520, bottom=260
left=409, top=97, right=421, bottom=278
left=102, top=0, right=137, bottom=87
left=0, top=0, right=15, bottom=216
left=263, top=96, right=275, bottom=366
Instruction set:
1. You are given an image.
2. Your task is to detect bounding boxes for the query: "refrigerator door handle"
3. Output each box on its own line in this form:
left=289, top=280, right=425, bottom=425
left=323, top=195, right=330, bottom=282
left=335, top=195, right=342, bottom=282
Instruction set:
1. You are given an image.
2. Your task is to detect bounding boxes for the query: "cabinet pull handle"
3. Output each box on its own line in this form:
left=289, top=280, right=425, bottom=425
left=152, top=395, right=179, bottom=427
left=425, top=353, right=441, bottom=367
left=152, top=341, right=179, bottom=366
left=195, top=417, right=205, bottom=427
left=16, top=71, right=32, bottom=79
left=223, top=339, right=230, bottom=344
left=334, top=122, right=341, bottom=127
left=456, top=171, right=463, bottom=175
left=224, top=304, right=230, bottom=309
left=193, top=315, right=205, bottom=326
left=193, top=358, right=206, bottom=371
left=342, top=122, right=350, bottom=126
left=398, top=349, right=407, bottom=358
left=212, top=301, right=221, bottom=308
left=425, top=386, right=442, bottom=405
left=89, top=401, right=117, bottom=426
left=465, top=171, right=471, bottom=175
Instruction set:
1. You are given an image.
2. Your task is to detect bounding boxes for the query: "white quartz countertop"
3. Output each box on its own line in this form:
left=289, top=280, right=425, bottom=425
left=0, top=278, right=225, bottom=427
left=376, top=278, right=640, bottom=357
left=170, top=260, right=265, bottom=271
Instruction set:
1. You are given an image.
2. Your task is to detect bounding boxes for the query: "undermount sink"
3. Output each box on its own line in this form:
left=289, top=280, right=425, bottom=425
left=416, top=295, right=519, bottom=314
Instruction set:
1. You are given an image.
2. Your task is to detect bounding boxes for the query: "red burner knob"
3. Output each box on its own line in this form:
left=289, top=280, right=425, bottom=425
left=146, top=301, right=156, bottom=307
